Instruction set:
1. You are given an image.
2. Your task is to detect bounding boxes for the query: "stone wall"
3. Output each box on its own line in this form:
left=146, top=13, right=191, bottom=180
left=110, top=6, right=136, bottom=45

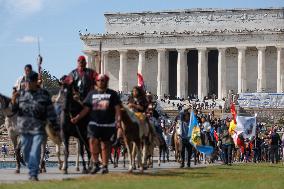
left=105, top=8, right=284, bottom=35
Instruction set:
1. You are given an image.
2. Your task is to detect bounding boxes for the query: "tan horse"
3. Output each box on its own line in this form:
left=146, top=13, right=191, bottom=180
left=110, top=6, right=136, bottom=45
left=120, top=106, right=150, bottom=172
left=173, top=120, right=182, bottom=163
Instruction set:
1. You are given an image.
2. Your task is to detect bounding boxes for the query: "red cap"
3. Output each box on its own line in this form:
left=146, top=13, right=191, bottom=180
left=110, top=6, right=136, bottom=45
left=77, top=55, right=86, bottom=62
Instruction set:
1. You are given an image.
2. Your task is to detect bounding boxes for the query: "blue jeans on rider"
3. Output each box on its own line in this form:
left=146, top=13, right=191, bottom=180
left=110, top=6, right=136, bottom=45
left=20, top=134, right=44, bottom=178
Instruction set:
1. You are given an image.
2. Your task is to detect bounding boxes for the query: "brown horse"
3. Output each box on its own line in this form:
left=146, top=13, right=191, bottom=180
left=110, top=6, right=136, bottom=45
left=120, top=106, right=150, bottom=172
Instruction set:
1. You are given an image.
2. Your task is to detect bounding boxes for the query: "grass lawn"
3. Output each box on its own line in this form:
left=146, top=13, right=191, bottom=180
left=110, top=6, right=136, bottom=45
left=0, top=163, right=283, bottom=189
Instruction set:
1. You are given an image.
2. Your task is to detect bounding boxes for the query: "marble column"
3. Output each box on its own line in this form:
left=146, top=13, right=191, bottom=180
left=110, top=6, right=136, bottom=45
left=277, top=47, right=284, bottom=93
left=218, top=48, right=227, bottom=99
left=119, top=50, right=128, bottom=92
left=237, top=47, right=247, bottom=93
left=198, top=48, right=208, bottom=100
left=138, top=50, right=146, bottom=76
left=102, top=51, right=109, bottom=74
left=177, top=49, right=188, bottom=98
left=257, top=46, right=266, bottom=92
left=157, top=49, right=167, bottom=99
left=84, top=50, right=96, bottom=70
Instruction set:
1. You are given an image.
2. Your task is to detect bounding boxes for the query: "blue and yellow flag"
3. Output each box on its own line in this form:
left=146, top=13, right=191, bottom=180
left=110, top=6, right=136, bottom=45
left=188, top=111, right=214, bottom=155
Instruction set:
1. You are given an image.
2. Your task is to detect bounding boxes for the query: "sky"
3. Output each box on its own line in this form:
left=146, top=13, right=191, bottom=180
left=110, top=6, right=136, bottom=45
left=0, top=0, right=283, bottom=96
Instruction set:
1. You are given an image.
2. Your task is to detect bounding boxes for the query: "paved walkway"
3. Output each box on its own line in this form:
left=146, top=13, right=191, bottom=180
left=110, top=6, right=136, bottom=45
left=0, top=157, right=219, bottom=183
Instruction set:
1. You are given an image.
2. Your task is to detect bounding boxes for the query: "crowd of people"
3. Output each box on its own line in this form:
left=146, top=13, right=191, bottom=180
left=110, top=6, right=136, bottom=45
left=2, top=55, right=284, bottom=181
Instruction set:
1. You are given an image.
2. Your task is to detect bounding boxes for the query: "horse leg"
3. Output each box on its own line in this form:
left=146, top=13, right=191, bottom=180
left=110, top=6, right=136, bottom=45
left=56, top=144, right=63, bottom=170
left=110, top=148, right=114, bottom=165
left=114, top=148, right=118, bottom=168
left=123, top=146, right=126, bottom=168
left=158, top=146, right=161, bottom=167
left=12, top=136, right=21, bottom=174
left=125, top=141, right=133, bottom=172
left=135, top=142, right=143, bottom=173
left=79, top=140, right=88, bottom=174
left=163, top=145, right=166, bottom=163
left=39, top=137, right=47, bottom=173
left=75, top=140, right=80, bottom=172
left=141, top=139, right=148, bottom=170
left=63, top=138, right=69, bottom=174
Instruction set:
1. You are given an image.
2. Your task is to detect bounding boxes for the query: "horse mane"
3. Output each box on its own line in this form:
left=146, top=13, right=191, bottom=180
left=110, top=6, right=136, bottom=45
left=121, top=105, right=140, bottom=125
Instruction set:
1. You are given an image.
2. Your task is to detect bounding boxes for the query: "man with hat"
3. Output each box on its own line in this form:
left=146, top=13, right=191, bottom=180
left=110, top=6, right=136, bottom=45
left=68, top=55, right=97, bottom=101
left=71, top=74, right=121, bottom=174
left=11, top=72, right=59, bottom=181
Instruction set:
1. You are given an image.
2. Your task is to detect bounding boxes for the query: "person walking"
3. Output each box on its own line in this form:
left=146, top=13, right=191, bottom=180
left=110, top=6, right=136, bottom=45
left=71, top=74, right=121, bottom=174
left=180, top=110, right=193, bottom=168
left=220, top=118, right=234, bottom=165
left=270, top=128, right=281, bottom=164
left=11, top=72, right=59, bottom=181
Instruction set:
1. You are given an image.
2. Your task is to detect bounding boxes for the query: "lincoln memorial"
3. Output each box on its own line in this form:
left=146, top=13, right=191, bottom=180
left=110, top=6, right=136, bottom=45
left=80, top=8, right=284, bottom=100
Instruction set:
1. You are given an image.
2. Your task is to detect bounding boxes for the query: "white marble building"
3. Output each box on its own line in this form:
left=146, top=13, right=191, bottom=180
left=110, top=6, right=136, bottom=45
left=80, top=8, right=284, bottom=100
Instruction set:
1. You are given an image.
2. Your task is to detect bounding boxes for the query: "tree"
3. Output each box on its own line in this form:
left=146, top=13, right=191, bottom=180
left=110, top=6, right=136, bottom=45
left=41, top=69, right=60, bottom=96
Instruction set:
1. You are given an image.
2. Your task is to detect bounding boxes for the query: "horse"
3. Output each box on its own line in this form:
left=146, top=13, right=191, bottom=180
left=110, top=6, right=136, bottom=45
left=58, top=80, right=91, bottom=174
left=0, top=93, right=62, bottom=173
left=120, top=106, right=150, bottom=173
left=173, top=120, right=182, bottom=162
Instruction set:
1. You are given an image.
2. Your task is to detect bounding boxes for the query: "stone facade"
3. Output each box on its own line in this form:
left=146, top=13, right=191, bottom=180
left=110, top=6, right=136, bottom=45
left=80, top=8, right=284, bottom=99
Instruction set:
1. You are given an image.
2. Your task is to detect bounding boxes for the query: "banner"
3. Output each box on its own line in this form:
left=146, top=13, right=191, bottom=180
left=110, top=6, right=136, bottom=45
left=236, top=116, right=257, bottom=139
left=188, top=111, right=213, bottom=155
left=238, top=93, right=284, bottom=108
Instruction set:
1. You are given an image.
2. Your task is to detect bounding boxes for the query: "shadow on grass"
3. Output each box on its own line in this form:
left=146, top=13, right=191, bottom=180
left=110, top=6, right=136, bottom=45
left=132, top=167, right=215, bottom=178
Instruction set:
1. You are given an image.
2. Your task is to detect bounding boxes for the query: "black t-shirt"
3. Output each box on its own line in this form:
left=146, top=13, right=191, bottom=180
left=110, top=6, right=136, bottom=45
left=83, top=88, right=121, bottom=126
left=270, top=132, right=281, bottom=146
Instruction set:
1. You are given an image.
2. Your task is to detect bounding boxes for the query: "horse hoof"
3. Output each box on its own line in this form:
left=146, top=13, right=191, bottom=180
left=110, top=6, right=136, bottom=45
left=40, top=170, right=43, bottom=173
left=158, top=163, right=161, bottom=167
left=76, top=167, right=80, bottom=172
left=43, top=169, right=47, bottom=173
left=15, top=170, right=20, bottom=174
left=63, top=170, right=68, bottom=174
left=82, top=169, right=88, bottom=174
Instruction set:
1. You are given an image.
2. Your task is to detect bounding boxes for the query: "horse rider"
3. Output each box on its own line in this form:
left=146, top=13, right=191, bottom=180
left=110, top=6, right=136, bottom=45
left=127, top=86, right=149, bottom=138
left=68, top=55, right=97, bottom=101
left=71, top=74, right=121, bottom=174
left=179, top=110, right=193, bottom=168
left=200, top=115, right=213, bottom=146
left=113, top=86, right=148, bottom=146
left=11, top=71, right=59, bottom=181
left=14, top=64, right=36, bottom=91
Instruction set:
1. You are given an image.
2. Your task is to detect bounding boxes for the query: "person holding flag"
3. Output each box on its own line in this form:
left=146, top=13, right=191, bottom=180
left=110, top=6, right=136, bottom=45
left=188, top=110, right=214, bottom=157
left=179, top=110, right=193, bottom=168
left=220, top=118, right=234, bottom=165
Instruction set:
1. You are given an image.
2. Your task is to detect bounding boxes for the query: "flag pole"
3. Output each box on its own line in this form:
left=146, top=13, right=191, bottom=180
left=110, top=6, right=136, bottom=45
left=37, top=37, right=43, bottom=87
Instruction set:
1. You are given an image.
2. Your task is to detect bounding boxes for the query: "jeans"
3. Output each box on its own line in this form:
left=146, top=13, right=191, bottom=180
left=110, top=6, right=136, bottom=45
left=270, top=145, right=279, bottom=163
left=222, top=144, right=232, bottom=164
left=181, top=139, right=193, bottom=166
left=20, top=134, right=44, bottom=177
